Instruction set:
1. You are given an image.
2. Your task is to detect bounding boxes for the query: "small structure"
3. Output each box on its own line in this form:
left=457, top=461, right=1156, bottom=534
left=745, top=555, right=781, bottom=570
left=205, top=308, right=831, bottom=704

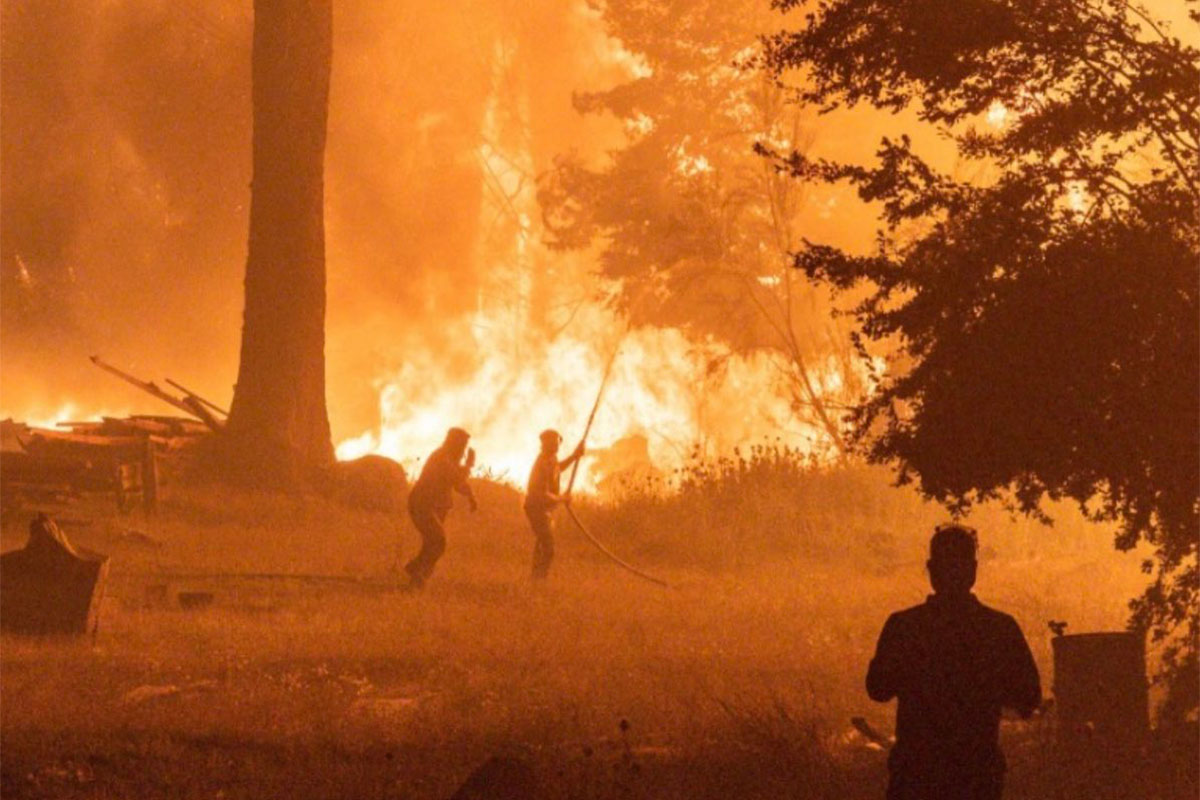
left=0, top=514, right=109, bottom=635
left=0, top=416, right=212, bottom=512
left=1052, top=630, right=1149, bottom=796
left=1, top=357, right=226, bottom=513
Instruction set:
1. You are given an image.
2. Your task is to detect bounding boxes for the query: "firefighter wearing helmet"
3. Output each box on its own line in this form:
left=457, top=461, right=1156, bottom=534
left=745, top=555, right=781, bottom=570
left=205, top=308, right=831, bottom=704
left=523, top=429, right=585, bottom=579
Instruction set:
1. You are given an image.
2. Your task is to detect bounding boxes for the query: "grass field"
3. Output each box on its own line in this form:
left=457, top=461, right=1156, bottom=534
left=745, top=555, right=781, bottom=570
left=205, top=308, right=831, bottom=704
left=0, top=461, right=1191, bottom=799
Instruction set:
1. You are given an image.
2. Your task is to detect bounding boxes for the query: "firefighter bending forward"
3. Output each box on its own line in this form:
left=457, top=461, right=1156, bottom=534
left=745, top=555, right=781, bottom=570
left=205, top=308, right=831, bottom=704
left=404, top=427, right=477, bottom=589
left=523, top=429, right=584, bottom=580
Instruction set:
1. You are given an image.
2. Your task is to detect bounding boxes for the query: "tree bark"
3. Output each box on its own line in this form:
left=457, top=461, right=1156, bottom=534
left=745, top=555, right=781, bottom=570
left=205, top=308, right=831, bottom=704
left=224, top=0, right=334, bottom=486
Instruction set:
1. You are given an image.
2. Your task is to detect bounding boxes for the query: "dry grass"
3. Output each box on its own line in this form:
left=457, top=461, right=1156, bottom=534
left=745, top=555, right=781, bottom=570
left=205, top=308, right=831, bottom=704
left=0, top=459, right=1187, bottom=799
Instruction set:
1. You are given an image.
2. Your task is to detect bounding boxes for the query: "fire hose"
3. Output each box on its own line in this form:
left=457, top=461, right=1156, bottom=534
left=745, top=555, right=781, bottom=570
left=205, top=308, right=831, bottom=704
left=562, top=341, right=670, bottom=589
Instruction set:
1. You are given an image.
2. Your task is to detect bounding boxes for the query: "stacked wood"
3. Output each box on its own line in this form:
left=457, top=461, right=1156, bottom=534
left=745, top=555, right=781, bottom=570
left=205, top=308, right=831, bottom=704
left=0, top=414, right=211, bottom=513
left=1, top=357, right=234, bottom=512
left=89, top=356, right=224, bottom=432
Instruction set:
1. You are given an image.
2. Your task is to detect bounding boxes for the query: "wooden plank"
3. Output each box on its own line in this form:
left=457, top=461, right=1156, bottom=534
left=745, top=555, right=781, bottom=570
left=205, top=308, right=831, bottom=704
left=165, top=379, right=229, bottom=418
left=89, top=355, right=223, bottom=431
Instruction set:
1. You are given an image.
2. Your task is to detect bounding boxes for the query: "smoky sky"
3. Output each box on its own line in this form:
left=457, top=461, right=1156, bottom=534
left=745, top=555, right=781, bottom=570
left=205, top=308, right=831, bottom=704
left=4, top=0, right=1191, bottom=441
left=0, top=0, right=620, bottom=437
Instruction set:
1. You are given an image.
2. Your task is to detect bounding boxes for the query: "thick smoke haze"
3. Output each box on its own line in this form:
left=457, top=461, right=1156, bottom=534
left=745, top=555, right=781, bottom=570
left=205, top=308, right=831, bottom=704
left=5, top=0, right=1190, bottom=466
left=1, top=1, right=251, bottom=421
left=0, top=1, right=624, bottom=441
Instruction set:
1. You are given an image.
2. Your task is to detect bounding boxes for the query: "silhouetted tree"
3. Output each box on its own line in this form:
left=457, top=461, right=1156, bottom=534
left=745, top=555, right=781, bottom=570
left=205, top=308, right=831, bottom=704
left=225, top=0, right=334, bottom=486
left=539, top=0, right=862, bottom=453
left=763, top=0, right=1199, bottom=714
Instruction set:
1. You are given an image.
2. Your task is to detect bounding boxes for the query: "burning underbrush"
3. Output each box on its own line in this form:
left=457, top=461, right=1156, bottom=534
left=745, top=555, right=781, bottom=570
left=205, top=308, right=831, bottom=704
left=333, top=303, right=861, bottom=493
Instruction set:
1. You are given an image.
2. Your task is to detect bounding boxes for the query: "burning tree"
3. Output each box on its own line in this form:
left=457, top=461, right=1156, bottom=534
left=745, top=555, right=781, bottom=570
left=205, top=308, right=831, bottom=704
left=225, top=0, right=334, bottom=486
left=762, top=0, right=1199, bottom=716
left=539, top=0, right=863, bottom=454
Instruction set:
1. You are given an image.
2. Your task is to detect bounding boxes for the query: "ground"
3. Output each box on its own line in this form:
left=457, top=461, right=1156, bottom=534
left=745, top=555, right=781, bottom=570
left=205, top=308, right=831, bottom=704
left=0, top=467, right=1191, bottom=799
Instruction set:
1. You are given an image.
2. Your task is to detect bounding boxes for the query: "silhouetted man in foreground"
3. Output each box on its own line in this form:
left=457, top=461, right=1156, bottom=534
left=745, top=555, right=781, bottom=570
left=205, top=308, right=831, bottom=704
left=404, top=427, right=477, bottom=589
left=867, top=525, right=1041, bottom=800
left=523, top=429, right=584, bottom=580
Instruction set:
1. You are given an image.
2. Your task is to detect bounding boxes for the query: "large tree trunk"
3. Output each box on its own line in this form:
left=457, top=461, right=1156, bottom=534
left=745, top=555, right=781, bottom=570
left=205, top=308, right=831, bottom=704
left=224, top=0, right=334, bottom=487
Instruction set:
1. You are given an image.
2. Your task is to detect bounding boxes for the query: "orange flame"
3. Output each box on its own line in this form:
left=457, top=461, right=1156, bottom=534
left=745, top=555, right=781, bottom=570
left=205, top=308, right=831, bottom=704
left=335, top=302, right=851, bottom=491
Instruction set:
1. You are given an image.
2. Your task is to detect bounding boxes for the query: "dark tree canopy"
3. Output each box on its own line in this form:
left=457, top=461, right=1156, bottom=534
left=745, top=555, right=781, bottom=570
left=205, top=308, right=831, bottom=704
left=763, top=0, right=1199, bottom=713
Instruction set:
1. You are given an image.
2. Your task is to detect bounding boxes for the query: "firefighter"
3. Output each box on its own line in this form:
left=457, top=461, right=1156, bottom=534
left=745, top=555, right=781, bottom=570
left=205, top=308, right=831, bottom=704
left=523, top=429, right=584, bottom=580
left=866, top=524, right=1041, bottom=800
left=403, top=427, right=477, bottom=589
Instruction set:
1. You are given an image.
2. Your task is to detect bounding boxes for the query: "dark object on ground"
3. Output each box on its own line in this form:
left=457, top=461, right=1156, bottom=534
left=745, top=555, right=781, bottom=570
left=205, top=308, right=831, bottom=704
left=1053, top=632, right=1147, bottom=762
left=0, top=513, right=109, bottom=635
left=449, top=756, right=540, bottom=800
left=118, top=528, right=164, bottom=548
left=177, top=591, right=214, bottom=610
left=332, top=454, right=407, bottom=512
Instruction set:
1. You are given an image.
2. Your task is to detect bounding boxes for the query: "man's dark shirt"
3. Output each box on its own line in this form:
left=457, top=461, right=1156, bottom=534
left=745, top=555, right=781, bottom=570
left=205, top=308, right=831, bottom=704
left=867, top=593, right=1041, bottom=777
left=524, top=452, right=562, bottom=512
left=408, top=447, right=470, bottom=513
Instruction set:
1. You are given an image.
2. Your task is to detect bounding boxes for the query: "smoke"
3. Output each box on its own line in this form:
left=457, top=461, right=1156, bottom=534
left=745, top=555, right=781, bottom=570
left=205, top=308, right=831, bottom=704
left=1, top=1, right=251, bottom=418
left=0, top=0, right=622, bottom=439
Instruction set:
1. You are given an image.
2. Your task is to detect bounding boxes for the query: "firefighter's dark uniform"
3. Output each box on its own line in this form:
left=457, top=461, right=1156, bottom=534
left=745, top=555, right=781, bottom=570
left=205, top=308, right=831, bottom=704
left=867, top=593, right=1041, bottom=800
left=405, top=446, right=472, bottom=586
left=523, top=452, right=563, bottom=579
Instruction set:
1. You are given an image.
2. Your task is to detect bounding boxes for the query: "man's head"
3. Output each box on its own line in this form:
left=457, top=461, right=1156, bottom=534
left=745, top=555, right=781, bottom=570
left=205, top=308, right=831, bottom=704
left=539, top=429, right=562, bottom=455
left=443, top=427, right=471, bottom=459
left=927, top=523, right=978, bottom=597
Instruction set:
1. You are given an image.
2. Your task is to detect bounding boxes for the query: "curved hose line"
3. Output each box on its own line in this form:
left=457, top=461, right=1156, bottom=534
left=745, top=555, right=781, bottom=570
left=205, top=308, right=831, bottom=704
left=563, top=503, right=670, bottom=588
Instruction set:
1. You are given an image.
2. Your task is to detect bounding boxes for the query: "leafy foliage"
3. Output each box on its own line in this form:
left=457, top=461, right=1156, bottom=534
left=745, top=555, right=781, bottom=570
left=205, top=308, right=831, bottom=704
left=762, top=0, right=1199, bottom=713
left=539, top=0, right=864, bottom=449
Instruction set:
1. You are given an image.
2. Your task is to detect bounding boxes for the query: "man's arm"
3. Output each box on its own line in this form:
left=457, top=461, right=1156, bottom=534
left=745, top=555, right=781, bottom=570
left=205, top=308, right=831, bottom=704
left=558, top=441, right=585, bottom=471
left=866, top=615, right=905, bottom=702
left=1000, top=617, right=1041, bottom=717
left=453, top=448, right=478, bottom=511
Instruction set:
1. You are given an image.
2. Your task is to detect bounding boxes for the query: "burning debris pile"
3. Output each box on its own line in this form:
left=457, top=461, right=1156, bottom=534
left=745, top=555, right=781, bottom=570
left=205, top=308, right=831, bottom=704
left=1, top=355, right=412, bottom=514
left=0, top=357, right=223, bottom=512
left=0, top=415, right=208, bottom=513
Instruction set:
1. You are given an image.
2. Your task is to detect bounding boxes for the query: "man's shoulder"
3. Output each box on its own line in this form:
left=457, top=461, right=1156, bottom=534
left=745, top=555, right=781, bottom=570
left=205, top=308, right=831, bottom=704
left=887, top=597, right=1019, bottom=625
left=972, top=599, right=1024, bottom=632
left=884, top=602, right=929, bottom=628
